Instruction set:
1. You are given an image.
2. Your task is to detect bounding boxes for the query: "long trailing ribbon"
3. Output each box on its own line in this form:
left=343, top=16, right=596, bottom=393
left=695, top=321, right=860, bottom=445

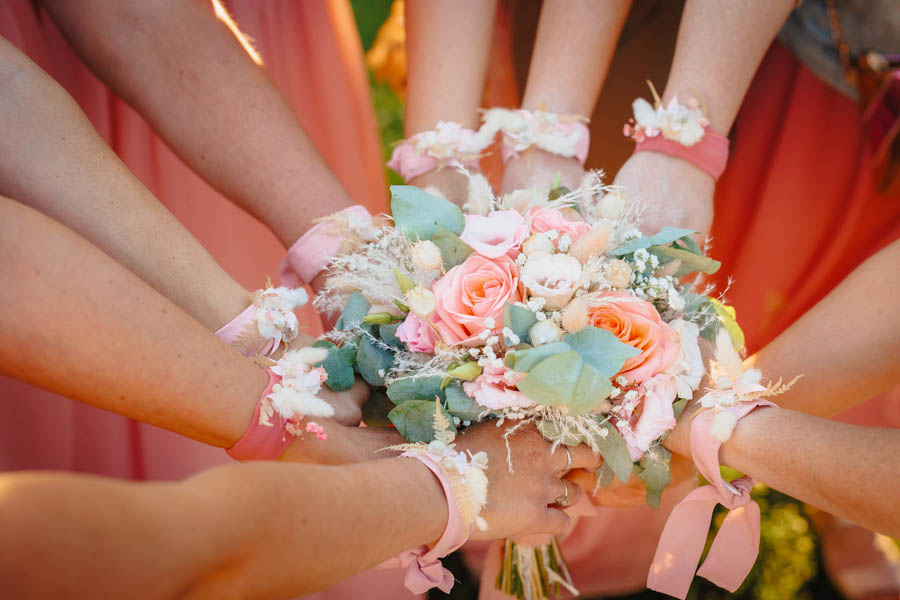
left=647, top=401, right=775, bottom=598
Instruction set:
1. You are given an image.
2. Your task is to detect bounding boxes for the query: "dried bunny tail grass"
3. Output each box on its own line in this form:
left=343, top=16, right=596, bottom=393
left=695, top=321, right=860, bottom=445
left=453, top=164, right=498, bottom=216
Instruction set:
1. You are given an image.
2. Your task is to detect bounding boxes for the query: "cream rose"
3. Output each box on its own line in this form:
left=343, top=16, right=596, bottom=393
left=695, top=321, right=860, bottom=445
left=520, top=253, right=583, bottom=310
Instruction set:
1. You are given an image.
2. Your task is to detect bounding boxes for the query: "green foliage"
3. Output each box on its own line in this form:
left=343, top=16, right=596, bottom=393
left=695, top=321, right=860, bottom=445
left=313, top=340, right=357, bottom=392
left=432, top=226, right=474, bottom=269
left=361, top=389, right=394, bottom=428
left=389, top=399, right=453, bottom=443
left=563, top=326, right=641, bottom=378
left=650, top=227, right=696, bottom=246
left=394, top=269, right=415, bottom=294
left=649, top=246, right=721, bottom=276
left=592, top=421, right=634, bottom=483
left=355, top=336, right=394, bottom=386
left=378, top=322, right=402, bottom=348
left=335, top=291, right=371, bottom=331
left=444, top=384, right=485, bottom=421
left=504, top=341, right=572, bottom=372
left=503, top=303, right=538, bottom=345
left=386, top=375, right=446, bottom=404
left=634, top=446, right=673, bottom=509
left=447, top=361, right=482, bottom=382
left=390, top=185, right=465, bottom=241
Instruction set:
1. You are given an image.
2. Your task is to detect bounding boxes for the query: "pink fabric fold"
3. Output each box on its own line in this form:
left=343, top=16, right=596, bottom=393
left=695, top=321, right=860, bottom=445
left=635, top=127, right=730, bottom=181
left=387, top=141, right=481, bottom=181
left=647, top=401, right=775, bottom=598
left=279, top=205, right=372, bottom=286
left=225, top=370, right=293, bottom=461
left=215, top=304, right=278, bottom=356
left=380, top=454, right=472, bottom=594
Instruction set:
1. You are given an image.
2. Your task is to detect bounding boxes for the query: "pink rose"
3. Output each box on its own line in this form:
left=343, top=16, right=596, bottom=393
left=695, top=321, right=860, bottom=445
left=527, top=206, right=590, bottom=247
left=432, top=254, right=524, bottom=346
left=618, top=374, right=678, bottom=460
left=460, top=210, right=529, bottom=258
left=395, top=312, right=436, bottom=353
left=463, top=364, right=535, bottom=411
left=587, top=291, right=680, bottom=384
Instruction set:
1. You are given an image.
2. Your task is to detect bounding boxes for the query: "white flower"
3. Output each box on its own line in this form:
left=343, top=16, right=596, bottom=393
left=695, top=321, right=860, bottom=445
left=410, top=240, right=443, bottom=271
left=405, top=286, right=437, bottom=317
left=268, top=348, right=333, bottom=420
left=521, top=253, right=583, bottom=310
left=698, top=329, right=766, bottom=409
left=605, top=259, right=632, bottom=289
left=521, top=233, right=556, bottom=256
left=529, top=319, right=563, bottom=345
left=665, top=319, right=705, bottom=399
left=710, top=410, right=739, bottom=443
left=254, top=286, right=308, bottom=348
left=598, top=191, right=627, bottom=220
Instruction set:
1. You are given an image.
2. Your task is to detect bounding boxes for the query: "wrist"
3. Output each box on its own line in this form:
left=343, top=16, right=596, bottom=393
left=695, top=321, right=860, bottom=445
left=397, top=457, right=450, bottom=546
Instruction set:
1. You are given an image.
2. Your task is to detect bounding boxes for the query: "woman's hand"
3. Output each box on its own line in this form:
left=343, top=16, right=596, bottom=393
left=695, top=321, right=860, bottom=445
left=612, top=151, right=715, bottom=237
left=501, top=149, right=585, bottom=197
left=455, top=422, right=599, bottom=540
left=319, top=378, right=369, bottom=426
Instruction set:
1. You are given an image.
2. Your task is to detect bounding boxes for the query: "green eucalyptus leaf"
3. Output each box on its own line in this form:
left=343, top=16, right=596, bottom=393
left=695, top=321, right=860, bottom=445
left=536, top=419, right=586, bottom=446
left=444, top=384, right=486, bottom=421
left=386, top=375, right=446, bottom=405
left=355, top=336, right=394, bottom=386
left=390, top=185, right=465, bottom=240
left=362, top=390, right=395, bottom=428
left=504, top=341, right=572, bottom=373
left=335, top=291, right=371, bottom=331
left=378, top=322, right=402, bottom=348
left=649, top=246, right=721, bottom=276
left=596, top=462, right=617, bottom=487
left=516, top=351, right=583, bottom=406
left=610, top=236, right=651, bottom=256
left=388, top=399, right=452, bottom=443
left=635, top=446, right=673, bottom=509
left=564, top=326, right=641, bottom=378
left=503, top=303, right=538, bottom=345
left=674, top=234, right=703, bottom=256
left=313, top=340, right=356, bottom=392
left=594, top=421, right=634, bottom=483
left=672, top=398, right=689, bottom=419
left=431, top=226, right=474, bottom=269
left=649, top=227, right=696, bottom=246
left=570, top=363, right=613, bottom=416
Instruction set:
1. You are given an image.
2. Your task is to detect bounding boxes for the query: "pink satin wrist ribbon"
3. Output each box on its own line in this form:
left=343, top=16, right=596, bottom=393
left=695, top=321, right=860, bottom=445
left=215, top=305, right=277, bottom=356
left=500, top=116, right=591, bottom=165
left=381, top=453, right=472, bottom=594
left=634, top=127, right=730, bottom=181
left=387, top=137, right=481, bottom=181
left=226, top=369, right=293, bottom=461
left=647, top=401, right=776, bottom=598
left=279, top=205, right=372, bottom=286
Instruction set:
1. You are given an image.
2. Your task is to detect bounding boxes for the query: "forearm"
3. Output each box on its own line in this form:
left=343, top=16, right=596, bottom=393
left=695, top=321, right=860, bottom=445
left=405, top=0, right=497, bottom=133
left=521, top=0, right=631, bottom=115
left=0, top=197, right=368, bottom=464
left=754, top=239, right=900, bottom=417
left=39, top=0, right=353, bottom=244
left=719, top=408, right=900, bottom=538
left=0, top=36, right=247, bottom=330
left=0, top=458, right=446, bottom=599
left=664, top=0, right=794, bottom=132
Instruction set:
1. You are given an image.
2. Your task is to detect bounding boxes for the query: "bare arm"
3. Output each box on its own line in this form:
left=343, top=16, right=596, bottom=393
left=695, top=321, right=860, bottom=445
left=502, top=0, right=631, bottom=194
left=403, top=0, right=497, bottom=205
left=37, top=0, right=355, bottom=245
left=0, top=424, right=601, bottom=598
left=0, top=35, right=247, bottom=330
left=615, top=0, right=796, bottom=234
left=0, top=195, right=393, bottom=464
left=754, top=239, right=900, bottom=417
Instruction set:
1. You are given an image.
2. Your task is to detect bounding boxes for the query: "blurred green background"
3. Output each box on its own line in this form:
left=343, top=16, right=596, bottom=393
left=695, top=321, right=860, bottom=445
left=349, top=2, right=890, bottom=598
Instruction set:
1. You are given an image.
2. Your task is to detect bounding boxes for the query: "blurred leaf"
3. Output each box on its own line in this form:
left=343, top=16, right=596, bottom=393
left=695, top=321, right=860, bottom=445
left=444, top=384, right=486, bottom=421
left=447, top=361, right=482, bottom=382
left=537, top=419, right=586, bottom=446
left=378, top=322, right=402, bottom=348
left=390, top=185, right=464, bottom=240
left=389, top=399, right=452, bottom=442
left=570, top=363, right=613, bottom=415
left=335, top=291, right=371, bottom=331
left=610, top=235, right=651, bottom=256
left=503, top=303, right=538, bottom=345
left=313, top=340, right=356, bottom=392
left=594, top=422, right=634, bottom=483
left=649, top=246, right=721, bottom=276
left=356, top=336, right=394, bottom=386
left=362, top=389, right=395, bottom=428
left=386, top=375, right=446, bottom=404
left=516, top=351, right=583, bottom=406
left=635, top=446, right=672, bottom=509
left=564, top=326, right=640, bottom=378
left=650, top=227, right=696, bottom=246
left=504, top=341, right=572, bottom=373
left=394, top=269, right=415, bottom=294
left=432, top=226, right=473, bottom=269
left=710, top=298, right=746, bottom=351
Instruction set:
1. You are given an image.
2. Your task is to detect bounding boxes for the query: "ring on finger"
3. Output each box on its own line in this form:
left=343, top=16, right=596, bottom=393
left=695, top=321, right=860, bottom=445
left=555, top=480, right=571, bottom=507
left=557, top=446, right=573, bottom=473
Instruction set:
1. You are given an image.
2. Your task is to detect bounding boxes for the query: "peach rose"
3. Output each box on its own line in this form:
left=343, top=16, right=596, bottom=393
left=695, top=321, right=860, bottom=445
left=432, top=254, right=524, bottom=345
left=527, top=205, right=591, bottom=248
left=587, top=291, right=679, bottom=384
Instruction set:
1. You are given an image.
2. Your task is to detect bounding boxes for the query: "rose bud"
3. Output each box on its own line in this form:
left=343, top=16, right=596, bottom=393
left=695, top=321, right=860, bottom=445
left=605, top=259, right=632, bottom=289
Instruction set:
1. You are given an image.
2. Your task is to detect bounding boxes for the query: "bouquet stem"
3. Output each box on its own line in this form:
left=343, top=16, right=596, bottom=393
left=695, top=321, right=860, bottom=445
left=494, top=536, right=577, bottom=599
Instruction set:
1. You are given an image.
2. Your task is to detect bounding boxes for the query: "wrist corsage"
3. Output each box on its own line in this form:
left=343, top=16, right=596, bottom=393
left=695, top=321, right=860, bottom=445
left=216, top=283, right=309, bottom=357
left=226, top=347, right=333, bottom=461
left=624, top=84, right=730, bottom=180
left=481, top=107, right=590, bottom=164
left=381, top=401, right=489, bottom=594
left=388, top=121, right=490, bottom=181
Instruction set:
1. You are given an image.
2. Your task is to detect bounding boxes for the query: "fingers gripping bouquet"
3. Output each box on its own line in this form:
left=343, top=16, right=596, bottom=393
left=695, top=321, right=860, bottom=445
left=312, top=171, right=777, bottom=599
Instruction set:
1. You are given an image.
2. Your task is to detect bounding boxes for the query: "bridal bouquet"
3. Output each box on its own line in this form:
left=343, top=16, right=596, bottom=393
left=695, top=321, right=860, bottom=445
left=312, top=172, right=754, bottom=598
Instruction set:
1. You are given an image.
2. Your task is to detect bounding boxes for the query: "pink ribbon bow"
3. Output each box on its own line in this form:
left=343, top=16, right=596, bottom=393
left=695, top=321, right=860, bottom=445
left=647, top=401, right=775, bottom=598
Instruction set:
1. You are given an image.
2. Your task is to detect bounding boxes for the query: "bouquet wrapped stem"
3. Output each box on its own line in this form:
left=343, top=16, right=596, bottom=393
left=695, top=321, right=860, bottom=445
left=495, top=535, right=576, bottom=600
